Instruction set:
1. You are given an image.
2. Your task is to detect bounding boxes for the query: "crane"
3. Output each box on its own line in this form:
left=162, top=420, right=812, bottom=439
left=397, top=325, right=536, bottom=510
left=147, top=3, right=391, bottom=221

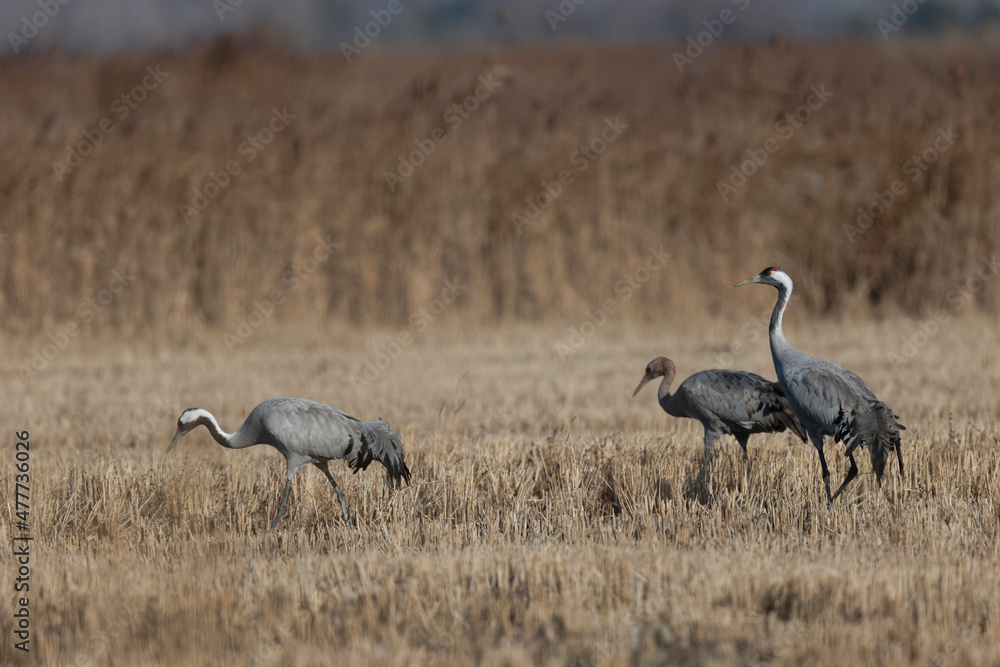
left=633, top=357, right=806, bottom=478
left=167, top=397, right=411, bottom=530
left=736, top=267, right=904, bottom=502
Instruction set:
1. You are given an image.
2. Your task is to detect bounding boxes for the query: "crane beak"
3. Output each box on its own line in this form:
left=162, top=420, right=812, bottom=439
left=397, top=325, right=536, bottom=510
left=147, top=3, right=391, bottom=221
left=735, top=275, right=761, bottom=287
left=632, top=375, right=652, bottom=397
left=166, top=430, right=183, bottom=453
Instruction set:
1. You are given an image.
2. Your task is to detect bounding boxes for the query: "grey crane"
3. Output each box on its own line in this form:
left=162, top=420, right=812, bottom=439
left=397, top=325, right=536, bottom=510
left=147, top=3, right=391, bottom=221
left=736, top=267, right=904, bottom=502
left=633, top=357, right=806, bottom=477
left=167, top=397, right=411, bottom=530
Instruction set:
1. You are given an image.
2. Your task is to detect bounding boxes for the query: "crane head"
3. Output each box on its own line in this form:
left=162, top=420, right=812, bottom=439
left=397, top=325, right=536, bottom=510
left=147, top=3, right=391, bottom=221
left=735, top=266, right=791, bottom=289
left=167, top=408, right=212, bottom=453
left=633, top=356, right=676, bottom=397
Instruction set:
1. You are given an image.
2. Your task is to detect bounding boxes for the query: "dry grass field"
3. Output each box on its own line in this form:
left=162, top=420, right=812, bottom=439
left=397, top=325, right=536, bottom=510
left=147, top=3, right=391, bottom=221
left=2, top=37, right=1000, bottom=666
left=2, top=316, right=999, bottom=665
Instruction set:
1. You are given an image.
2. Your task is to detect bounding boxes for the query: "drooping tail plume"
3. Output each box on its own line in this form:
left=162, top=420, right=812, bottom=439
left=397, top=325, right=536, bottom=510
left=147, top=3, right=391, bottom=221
left=841, top=400, right=904, bottom=483
left=349, top=418, right=412, bottom=486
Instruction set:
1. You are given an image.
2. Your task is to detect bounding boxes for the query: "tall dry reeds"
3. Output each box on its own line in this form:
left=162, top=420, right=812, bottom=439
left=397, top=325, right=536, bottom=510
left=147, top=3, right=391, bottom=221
left=0, top=38, right=997, bottom=339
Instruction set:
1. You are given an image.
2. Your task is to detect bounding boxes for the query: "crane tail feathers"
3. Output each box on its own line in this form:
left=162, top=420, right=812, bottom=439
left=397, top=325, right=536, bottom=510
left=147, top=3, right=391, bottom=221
left=350, top=419, right=412, bottom=486
left=839, top=401, right=904, bottom=483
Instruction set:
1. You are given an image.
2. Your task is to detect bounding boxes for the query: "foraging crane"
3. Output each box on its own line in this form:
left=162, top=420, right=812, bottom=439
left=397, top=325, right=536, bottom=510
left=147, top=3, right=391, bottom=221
left=736, top=267, right=904, bottom=502
left=633, top=357, right=806, bottom=477
left=167, top=397, right=411, bottom=530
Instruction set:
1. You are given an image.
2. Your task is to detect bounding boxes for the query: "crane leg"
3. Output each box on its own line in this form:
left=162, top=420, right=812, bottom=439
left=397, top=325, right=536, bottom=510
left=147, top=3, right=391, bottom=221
left=700, top=431, right=719, bottom=495
left=270, top=478, right=293, bottom=531
left=736, top=434, right=751, bottom=482
left=811, top=437, right=833, bottom=503
left=831, top=452, right=859, bottom=502
left=702, top=431, right=720, bottom=471
left=317, top=462, right=350, bottom=525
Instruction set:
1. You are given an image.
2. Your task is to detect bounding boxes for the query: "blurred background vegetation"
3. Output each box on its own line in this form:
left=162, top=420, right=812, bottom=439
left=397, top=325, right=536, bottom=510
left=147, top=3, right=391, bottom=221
left=1, top=2, right=998, bottom=339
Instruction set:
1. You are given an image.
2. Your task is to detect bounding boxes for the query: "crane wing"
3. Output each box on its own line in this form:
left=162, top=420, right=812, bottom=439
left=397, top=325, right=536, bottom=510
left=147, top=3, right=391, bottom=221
left=257, top=398, right=359, bottom=453
left=783, top=363, right=864, bottom=431
left=683, top=370, right=804, bottom=439
left=783, top=360, right=904, bottom=477
left=257, top=398, right=411, bottom=485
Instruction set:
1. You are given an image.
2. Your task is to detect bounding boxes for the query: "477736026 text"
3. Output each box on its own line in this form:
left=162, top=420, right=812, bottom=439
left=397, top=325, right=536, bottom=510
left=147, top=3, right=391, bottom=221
left=13, top=429, right=32, bottom=653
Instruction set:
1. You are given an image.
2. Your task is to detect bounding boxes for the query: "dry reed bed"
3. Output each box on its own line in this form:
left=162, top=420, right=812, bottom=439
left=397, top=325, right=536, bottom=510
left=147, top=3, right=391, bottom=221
left=1, top=40, right=999, bottom=336
left=1, top=320, right=998, bottom=665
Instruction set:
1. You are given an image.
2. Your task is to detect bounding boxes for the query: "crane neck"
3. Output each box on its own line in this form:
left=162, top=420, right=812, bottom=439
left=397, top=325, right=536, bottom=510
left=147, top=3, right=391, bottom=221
left=201, top=412, right=256, bottom=450
left=657, top=368, right=685, bottom=417
left=769, top=281, right=793, bottom=359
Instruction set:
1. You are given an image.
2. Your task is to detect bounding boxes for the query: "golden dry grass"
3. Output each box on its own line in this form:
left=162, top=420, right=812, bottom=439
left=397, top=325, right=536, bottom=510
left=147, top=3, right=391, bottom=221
left=3, top=38, right=1000, bottom=666
left=2, top=316, right=999, bottom=665
left=1, top=38, right=999, bottom=337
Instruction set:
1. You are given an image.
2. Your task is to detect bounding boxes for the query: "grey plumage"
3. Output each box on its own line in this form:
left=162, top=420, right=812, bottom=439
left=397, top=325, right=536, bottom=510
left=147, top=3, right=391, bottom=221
left=633, top=357, right=806, bottom=476
left=737, top=267, right=904, bottom=502
left=167, top=397, right=411, bottom=530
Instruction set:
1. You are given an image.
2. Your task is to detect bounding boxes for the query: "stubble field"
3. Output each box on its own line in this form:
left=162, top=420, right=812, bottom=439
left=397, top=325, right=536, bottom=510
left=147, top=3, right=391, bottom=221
left=2, top=37, right=1000, bottom=665
left=2, top=315, right=999, bottom=665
